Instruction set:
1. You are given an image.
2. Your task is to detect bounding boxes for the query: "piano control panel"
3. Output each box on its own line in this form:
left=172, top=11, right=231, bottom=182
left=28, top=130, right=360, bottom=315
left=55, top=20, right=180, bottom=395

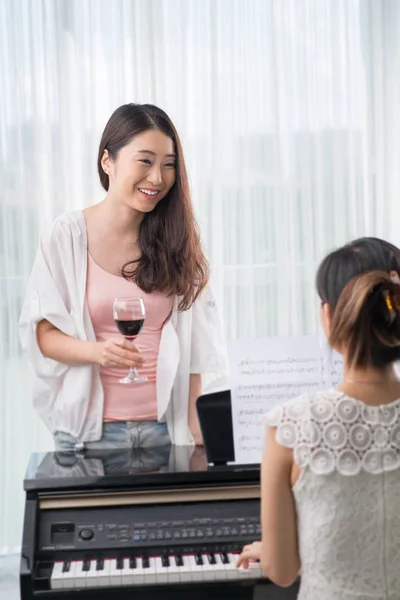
left=39, top=499, right=261, bottom=552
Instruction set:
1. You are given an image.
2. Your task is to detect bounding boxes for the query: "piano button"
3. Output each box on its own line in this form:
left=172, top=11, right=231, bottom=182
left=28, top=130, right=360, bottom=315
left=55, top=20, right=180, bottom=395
left=174, top=531, right=181, bottom=539
left=50, top=562, right=64, bottom=590
left=155, top=556, right=169, bottom=583
left=96, top=558, right=111, bottom=586
left=82, top=559, right=91, bottom=572
left=149, top=532, right=156, bottom=541
left=74, top=560, right=88, bottom=587
left=201, top=554, right=216, bottom=581
left=207, top=552, right=216, bottom=565
left=161, top=555, right=170, bottom=568
left=165, top=532, right=172, bottom=540
left=221, top=552, right=229, bottom=564
left=86, top=559, right=100, bottom=587
left=141, top=534, right=147, bottom=541
left=188, top=554, right=204, bottom=581
left=62, top=560, right=71, bottom=573
left=175, top=555, right=183, bottom=567
left=109, top=558, right=123, bottom=586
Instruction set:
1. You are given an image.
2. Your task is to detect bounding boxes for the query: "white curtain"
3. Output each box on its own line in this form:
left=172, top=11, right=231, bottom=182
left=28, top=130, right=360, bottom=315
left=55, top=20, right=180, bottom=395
left=1, top=0, right=400, bottom=556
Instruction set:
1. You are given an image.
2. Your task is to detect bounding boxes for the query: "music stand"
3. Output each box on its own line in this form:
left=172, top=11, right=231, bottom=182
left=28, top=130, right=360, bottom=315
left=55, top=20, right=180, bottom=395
left=196, top=390, right=235, bottom=466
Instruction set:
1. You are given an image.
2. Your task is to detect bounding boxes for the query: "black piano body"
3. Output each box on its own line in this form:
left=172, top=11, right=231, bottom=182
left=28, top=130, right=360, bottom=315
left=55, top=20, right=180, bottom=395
left=20, top=445, right=299, bottom=599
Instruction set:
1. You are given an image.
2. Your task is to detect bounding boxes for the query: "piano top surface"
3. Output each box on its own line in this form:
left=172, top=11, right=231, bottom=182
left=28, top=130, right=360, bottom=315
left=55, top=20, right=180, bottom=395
left=24, top=445, right=260, bottom=493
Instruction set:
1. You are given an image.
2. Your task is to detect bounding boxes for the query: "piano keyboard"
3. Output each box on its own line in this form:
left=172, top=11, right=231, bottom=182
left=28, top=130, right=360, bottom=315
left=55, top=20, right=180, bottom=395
left=50, top=552, right=263, bottom=589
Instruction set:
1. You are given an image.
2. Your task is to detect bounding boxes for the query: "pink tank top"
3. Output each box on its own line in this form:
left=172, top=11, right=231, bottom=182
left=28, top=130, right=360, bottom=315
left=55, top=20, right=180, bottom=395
left=86, top=253, right=174, bottom=421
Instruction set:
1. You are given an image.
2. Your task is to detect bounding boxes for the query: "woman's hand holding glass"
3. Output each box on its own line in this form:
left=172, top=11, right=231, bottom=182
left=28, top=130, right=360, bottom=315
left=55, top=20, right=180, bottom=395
left=95, top=338, right=144, bottom=369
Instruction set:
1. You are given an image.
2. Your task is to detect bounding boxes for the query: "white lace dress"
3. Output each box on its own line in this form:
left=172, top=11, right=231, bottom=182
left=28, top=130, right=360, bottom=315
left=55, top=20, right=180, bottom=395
left=265, top=389, right=400, bottom=600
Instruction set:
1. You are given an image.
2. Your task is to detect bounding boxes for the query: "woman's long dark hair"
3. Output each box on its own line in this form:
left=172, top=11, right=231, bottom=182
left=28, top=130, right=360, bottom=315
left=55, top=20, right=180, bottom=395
left=316, top=238, right=400, bottom=368
left=97, top=103, right=209, bottom=310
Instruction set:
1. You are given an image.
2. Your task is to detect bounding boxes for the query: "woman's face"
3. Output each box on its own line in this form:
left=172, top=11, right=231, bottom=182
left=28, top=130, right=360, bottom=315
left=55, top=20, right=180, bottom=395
left=102, top=129, right=176, bottom=213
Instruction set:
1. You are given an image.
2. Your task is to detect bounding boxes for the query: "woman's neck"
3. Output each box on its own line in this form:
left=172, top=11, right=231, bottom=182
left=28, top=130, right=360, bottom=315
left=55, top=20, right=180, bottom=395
left=95, top=195, right=144, bottom=239
left=343, top=364, right=399, bottom=385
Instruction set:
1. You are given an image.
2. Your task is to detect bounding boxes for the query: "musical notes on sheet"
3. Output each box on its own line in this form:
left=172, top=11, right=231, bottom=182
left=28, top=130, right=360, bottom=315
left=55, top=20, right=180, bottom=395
left=229, top=336, right=343, bottom=464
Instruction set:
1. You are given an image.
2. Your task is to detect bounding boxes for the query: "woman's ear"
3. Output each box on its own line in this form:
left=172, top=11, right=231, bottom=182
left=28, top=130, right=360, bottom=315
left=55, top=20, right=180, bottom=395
left=101, top=149, right=111, bottom=175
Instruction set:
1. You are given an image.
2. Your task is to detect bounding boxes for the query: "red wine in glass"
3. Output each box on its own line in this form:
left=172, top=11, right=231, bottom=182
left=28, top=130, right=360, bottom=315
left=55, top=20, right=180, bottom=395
left=113, top=297, right=147, bottom=384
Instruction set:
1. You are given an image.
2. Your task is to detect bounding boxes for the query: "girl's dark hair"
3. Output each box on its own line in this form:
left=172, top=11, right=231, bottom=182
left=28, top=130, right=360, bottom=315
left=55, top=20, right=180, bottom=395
left=316, top=238, right=400, bottom=368
left=97, top=103, right=209, bottom=310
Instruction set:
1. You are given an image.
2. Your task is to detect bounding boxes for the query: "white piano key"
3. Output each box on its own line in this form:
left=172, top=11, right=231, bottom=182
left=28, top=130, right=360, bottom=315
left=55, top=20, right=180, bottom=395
left=188, top=554, right=204, bottom=582
left=212, top=553, right=227, bottom=580
left=229, top=552, right=256, bottom=579
left=201, top=553, right=216, bottom=581
left=74, top=560, right=88, bottom=588
left=143, top=556, right=157, bottom=584
left=220, top=553, right=238, bottom=580
left=61, top=560, right=77, bottom=589
left=177, top=555, right=192, bottom=583
left=96, top=558, right=111, bottom=587
left=50, top=562, right=64, bottom=590
left=248, top=561, right=264, bottom=579
left=168, top=555, right=181, bottom=583
left=109, top=558, right=123, bottom=586
left=120, top=557, right=134, bottom=586
left=85, top=559, right=99, bottom=587
left=154, top=556, right=169, bottom=583
left=132, top=557, right=145, bottom=585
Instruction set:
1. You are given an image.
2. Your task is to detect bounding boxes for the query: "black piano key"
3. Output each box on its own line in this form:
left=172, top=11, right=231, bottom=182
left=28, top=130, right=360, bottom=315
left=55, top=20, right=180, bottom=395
left=142, top=557, right=150, bottom=569
left=62, top=561, right=71, bottom=573
left=96, top=558, right=104, bottom=571
left=162, top=555, right=170, bottom=568
left=207, top=552, right=216, bottom=565
left=221, top=552, right=229, bottom=564
left=129, top=557, right=137, bottom=569
left=82, top=559, right=91, bottom=572
left=195, top=554, right=203, bottom=566
left=175, top=555, right=183, bottom=567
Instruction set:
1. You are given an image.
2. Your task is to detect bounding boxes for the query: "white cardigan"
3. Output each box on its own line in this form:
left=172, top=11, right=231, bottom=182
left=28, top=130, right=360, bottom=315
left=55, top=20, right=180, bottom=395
left=19, top=211, right=229, bottom=445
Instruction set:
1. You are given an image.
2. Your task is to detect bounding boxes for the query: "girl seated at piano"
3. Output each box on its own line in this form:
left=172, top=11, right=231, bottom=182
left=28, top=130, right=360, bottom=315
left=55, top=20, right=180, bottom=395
left=19, top=103, right=228, bottom=451
left=237, top=237, right=400, bottom=599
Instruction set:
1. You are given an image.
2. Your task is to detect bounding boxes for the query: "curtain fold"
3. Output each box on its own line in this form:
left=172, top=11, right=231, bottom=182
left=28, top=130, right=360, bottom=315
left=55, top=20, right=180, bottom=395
left=1, top=0, right=399, bottom=554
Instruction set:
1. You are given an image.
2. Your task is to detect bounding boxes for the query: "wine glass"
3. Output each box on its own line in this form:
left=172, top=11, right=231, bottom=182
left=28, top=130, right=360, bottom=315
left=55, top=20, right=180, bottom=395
left=113, top=297, right=147, bottom=384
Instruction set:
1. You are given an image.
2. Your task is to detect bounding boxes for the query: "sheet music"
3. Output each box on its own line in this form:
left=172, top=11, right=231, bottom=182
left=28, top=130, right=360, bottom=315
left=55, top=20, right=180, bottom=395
left=229, top=335, right=343, bottom=464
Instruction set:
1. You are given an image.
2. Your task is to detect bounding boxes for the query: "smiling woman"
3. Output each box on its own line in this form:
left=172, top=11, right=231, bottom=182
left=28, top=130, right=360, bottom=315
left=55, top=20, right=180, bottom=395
left=19, top=103, right=229, bottom=452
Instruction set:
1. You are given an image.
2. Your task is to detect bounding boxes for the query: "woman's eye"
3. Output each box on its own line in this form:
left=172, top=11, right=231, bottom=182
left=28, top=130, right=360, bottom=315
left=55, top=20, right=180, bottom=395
left=165, top=163, right=176, bottom=168
left=139, top=159, right=152, bottom=165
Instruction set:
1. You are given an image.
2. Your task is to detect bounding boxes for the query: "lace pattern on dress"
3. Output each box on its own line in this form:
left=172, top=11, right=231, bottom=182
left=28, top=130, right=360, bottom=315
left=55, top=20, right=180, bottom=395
left=264, top=390, right=400, bottom=476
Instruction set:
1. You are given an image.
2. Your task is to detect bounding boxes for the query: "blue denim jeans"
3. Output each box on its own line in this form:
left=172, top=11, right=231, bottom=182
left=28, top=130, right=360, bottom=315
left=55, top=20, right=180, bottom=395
left=54, top=420, right=171, bottom=452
